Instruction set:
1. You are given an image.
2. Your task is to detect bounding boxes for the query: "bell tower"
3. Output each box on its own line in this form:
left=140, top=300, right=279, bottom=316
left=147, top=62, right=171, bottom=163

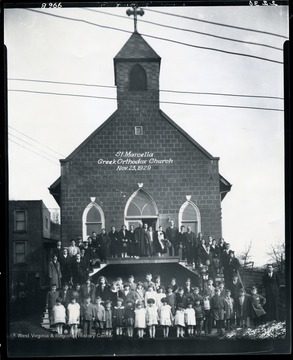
left=113, top=6, right=161, bottom=110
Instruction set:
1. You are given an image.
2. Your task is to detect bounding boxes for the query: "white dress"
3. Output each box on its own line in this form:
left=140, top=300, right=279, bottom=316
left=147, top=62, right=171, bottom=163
left=67, top=302, right=80, bottom=325
left=174, top=309, right=185, bottom=327
left=52, top=304, right=66, bottom=324
left=158, top=304, right=172, bottom=326
left=184, top=308, right=196, bottom=326
left=146, top=305, right=158, bottom=326
left=134, top=308, right=146, bottom=328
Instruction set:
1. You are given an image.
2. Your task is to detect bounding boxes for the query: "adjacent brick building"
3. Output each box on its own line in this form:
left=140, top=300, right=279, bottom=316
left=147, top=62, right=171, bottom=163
left=9, top=200, right=61, bottom=292
left=49, top=31, right=231, bottom=244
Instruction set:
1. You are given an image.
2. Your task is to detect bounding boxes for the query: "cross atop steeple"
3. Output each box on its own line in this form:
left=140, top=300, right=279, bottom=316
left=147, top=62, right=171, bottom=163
left=126, top=5, right=144, bottom=33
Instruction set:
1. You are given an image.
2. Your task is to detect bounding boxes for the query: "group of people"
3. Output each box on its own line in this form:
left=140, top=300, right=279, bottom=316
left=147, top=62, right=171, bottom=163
left=46, top=265, right=281, bottom=339
left=50, top=222, right=242, bottom=290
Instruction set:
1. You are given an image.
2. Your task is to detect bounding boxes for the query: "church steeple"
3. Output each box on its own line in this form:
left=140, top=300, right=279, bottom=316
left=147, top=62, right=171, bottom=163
left=113, top=9, right=161, bottom=110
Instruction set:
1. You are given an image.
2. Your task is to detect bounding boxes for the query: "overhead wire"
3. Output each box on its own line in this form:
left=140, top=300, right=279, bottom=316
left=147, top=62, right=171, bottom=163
left=8, top=88, right=284, bottom=112
left=9, top=125, right=66, bottom=157
left=8, top=78, right=284, bottom=100
left=25, top=8, right=283, bottom=65
left=9, top=138, right=60, bottom=166
left=145, top=7, right=288, bottom=39
left=84, top=8, right=283, bottom=51
left=9, top=132, right=60, bottom=160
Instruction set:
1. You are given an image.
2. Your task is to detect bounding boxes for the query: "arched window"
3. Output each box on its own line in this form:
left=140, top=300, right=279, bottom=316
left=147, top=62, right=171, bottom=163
left=82, top=200, right=105, bottom=240
left=124, top=189, right=158, bottom=229
left=178, top=201, right=201, bottom=235
left=129, top=64, right=147, bottom=91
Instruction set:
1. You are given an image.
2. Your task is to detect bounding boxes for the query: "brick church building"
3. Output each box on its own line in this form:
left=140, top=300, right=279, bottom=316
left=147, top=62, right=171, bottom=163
left=49, top=29, right=231, bottom=245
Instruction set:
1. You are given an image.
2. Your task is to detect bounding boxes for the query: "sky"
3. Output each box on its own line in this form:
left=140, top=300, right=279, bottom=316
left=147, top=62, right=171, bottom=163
left=4, top=3, right=289, bottom=266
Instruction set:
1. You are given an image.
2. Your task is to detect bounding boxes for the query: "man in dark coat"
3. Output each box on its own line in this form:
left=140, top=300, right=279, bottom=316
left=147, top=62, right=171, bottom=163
left=262, top=264, right=281, bottom=321
left=184, top=226, right=197, bottom=266
left=108, top=226, right=120, bottom=257
left=165, top=220, right=179, bottom=256
left=59, top=247, right=72, bottom=285
left=71, top=253, right=87, bottom=285
left=134, top=222, right=145, bottom=258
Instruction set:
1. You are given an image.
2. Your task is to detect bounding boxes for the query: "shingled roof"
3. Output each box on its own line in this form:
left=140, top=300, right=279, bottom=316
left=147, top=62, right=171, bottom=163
left=114, top=32, right=161, bottom=61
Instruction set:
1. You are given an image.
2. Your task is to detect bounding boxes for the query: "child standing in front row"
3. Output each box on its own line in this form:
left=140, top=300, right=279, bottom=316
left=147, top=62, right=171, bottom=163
left=113, top=298, right=125, bottom=338
left=134, top=301, right=146, bottom=339
left=158, top=297, right=173, bottom=338
left=184, top=301, right=196, bottom=337
left=93, top=296, right=105, bottom=336
left=174, top=303, right=185, bottom=338
left=104, top=300, right=113, bottom=336
left=249, top=286, right=266, bottom=328
left=210, top=287, right=225, bottom=334
left=52, top=297, right=66, bottom=335
left=203, top=294, right=212, bottom=335
left=124, top=300, right=135, bottom=338
left=194, top=299, right=205, bottom=336
left=146, top=298, right=158, bottom=338
left=67, top=297, right=80, bottom=339
left=80, top=296, right=95, bottom=335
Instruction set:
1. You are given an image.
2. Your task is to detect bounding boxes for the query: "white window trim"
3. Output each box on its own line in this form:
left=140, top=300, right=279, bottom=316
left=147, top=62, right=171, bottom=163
left=124, top=189, right=158, bottom=229
left=178, top=200, right=201, bottom=232
left=82, top=201, right=105, bottom=240
left=135, top=126, right=143, bottom=135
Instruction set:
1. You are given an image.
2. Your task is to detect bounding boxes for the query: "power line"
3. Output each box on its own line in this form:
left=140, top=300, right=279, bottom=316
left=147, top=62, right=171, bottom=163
left=8, top=78, right=284, bottom=101
left=8, top=88, right=284, bottom=112
left=145, top=8, right=288, bottom=39
left=8, top=126, right=66, bottom=157
left=25, top=9, right=283, bottom=65
left=84, top=8, right=283, bottom=51
left=9, top=132, right=60, bottom=161
left=9, top=138, right=59, bottom=165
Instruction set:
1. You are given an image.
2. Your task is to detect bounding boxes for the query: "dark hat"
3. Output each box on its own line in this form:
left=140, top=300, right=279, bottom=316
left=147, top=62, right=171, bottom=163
left=228, top=250, right=234, bottom=254
left=124, top=282, right=130, bottom=288
left=177, top=302, right=184, bottom=309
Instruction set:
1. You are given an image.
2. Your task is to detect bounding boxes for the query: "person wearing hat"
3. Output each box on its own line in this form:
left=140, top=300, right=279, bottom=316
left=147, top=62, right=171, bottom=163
left=146, top=298, right=158, bottom=338
left=223, top=250, right=241, bottom=292
left=158, top=297, right=173, bottom=338
left=121, top=282, right=138, bottom=306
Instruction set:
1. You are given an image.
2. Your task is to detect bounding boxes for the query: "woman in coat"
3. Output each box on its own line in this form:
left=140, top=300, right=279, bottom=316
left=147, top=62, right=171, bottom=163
left=48, top=254, right=62, bottom=289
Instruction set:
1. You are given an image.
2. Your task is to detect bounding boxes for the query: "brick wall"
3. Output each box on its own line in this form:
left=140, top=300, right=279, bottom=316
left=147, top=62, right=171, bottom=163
left=61, top=106, right=222, bottom=243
